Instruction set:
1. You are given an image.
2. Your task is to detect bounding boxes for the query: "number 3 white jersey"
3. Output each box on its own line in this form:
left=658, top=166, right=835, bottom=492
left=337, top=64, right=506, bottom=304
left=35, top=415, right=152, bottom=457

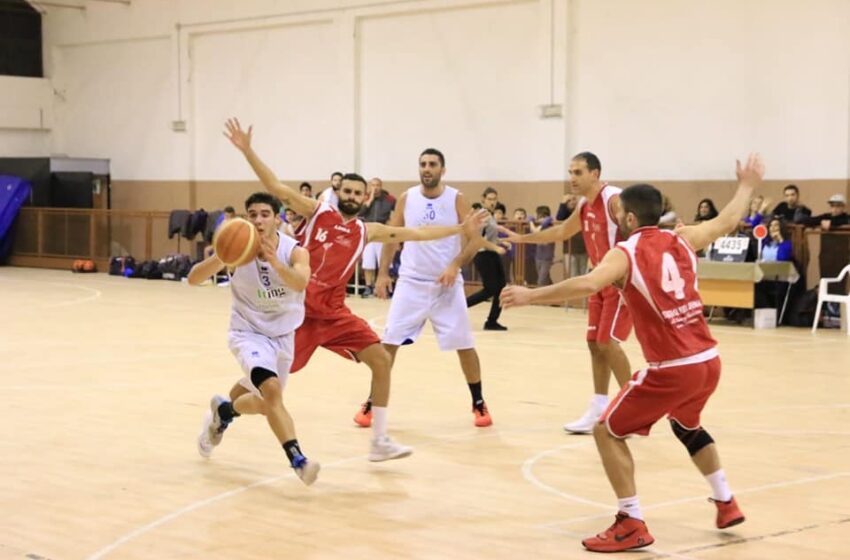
left=615, top=226, right=716, bottom=364
left=398, top=185, right=462, bottom=282
left=229, top=232, right=305, bottom=337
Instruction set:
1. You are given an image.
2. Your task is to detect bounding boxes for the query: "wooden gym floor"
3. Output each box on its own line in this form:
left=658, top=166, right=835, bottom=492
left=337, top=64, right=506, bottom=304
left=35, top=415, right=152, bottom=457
left=1, top=267, right=848, bottom=560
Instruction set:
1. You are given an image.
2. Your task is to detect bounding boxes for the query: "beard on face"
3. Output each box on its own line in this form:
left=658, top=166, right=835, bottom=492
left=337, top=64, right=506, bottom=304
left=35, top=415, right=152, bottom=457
left=338, top=199, right=363, bottom=216
left=420, top=172, right=440, bottom=189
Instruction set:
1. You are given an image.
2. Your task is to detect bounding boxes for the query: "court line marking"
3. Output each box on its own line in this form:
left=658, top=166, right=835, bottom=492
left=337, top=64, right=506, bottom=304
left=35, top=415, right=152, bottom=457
left=85, top=454, right=365, bottom=560
left=538, top=471, right=850, bottom=531
left=520, top=442, right=609, bottom=509
left=84, top=425, right=547, bottom=560
left=633, top=516, right=850, bottom=559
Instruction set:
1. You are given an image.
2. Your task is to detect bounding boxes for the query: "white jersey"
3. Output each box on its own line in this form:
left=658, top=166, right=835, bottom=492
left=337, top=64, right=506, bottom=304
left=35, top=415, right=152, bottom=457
left=229, top=232, right=305, bottom=337
left=318, top=186, right=339, bottom=209
left=399, top=185, right=462, bottom=282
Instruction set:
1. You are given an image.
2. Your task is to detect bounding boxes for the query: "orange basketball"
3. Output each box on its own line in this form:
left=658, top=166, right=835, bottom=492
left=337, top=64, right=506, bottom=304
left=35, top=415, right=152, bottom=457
left=213, top=217, right=260, bottom=267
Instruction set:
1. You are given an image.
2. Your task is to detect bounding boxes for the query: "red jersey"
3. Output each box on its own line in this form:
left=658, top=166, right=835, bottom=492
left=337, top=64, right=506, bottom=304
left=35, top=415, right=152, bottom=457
left=579, top=184, right=625, bottom=267
left=295, top=203, right=367, bottom=319
left=615, top=227, right=717, bottom=364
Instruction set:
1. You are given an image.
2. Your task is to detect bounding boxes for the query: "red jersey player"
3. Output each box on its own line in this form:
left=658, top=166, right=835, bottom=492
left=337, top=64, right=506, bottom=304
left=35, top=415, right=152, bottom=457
left=505, top=152, right=633, bottom=433
left=502, top=154, right=764, bottom=552
left=219, top=118, right=486, bottom=463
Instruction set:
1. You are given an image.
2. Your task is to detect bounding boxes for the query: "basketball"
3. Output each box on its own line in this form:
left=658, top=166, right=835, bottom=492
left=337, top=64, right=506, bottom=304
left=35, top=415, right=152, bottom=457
left=213, top=217, right=260, bottom=267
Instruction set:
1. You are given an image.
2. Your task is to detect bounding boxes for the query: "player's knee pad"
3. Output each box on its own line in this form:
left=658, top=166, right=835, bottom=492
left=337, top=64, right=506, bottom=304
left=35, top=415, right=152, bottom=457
left=250, top=367, right=277, bottom=390
left=670, top=419, right=714, bottom=456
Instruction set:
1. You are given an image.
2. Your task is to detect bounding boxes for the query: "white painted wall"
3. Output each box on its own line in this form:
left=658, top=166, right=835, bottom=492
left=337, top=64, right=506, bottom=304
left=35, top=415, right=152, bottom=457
left=9, top=0, right=847, bottom=181
left=0, top=77, right=53, bottom=156
left=567, top=0, right=850, bottom=180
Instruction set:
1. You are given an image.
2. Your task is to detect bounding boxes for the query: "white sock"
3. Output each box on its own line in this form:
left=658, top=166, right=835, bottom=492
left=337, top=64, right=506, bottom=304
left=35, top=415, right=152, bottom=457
left=372, top=406, right=388, bottom=439
left=617, top=495, right=643, bottom=520
left=705, top=469, right=733, bottom=502
left=591, top=394, right=609, bottom=411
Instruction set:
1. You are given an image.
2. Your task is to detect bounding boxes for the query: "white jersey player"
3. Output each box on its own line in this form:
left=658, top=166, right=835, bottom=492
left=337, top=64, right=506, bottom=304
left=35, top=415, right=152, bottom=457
left=371, top=148, right=493, bottom=427
left=188, top=192, right=319, bottom=486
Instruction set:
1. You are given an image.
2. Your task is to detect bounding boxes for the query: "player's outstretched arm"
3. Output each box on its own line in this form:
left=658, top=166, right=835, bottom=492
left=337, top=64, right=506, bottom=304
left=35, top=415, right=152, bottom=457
left=677, top=153, right=765, bottom=252
left=187, top=254, right=225, bottom=286
left=502, top=249, right=628, bottom=308
left=367, top=209, right=488, bottom=244
left=502, top=208, right=582, bottom=244
left=223, top=118, right=319, bottom=219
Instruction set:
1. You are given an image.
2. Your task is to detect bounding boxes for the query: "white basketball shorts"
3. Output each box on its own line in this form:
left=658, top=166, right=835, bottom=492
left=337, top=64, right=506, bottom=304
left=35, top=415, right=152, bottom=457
left=228, top=330, right=294, bottom=396
left=383, top=276, right=475, bottom=351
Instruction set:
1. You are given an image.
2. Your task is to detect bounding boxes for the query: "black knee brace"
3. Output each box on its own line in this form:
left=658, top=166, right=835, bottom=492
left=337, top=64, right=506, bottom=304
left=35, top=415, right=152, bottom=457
left=670, top=419, right=714, bottom=456
left=250, top=367, right=277, bottom=390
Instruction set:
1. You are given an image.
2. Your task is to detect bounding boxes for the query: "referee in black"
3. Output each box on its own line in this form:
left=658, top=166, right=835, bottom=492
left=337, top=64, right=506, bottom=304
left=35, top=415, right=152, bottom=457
left=466, top=187, right=508, bottom=331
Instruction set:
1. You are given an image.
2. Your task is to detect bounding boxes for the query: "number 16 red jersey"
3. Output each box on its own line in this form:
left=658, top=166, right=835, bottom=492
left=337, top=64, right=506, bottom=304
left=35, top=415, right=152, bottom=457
left=615, top=226, right=716, bottom=364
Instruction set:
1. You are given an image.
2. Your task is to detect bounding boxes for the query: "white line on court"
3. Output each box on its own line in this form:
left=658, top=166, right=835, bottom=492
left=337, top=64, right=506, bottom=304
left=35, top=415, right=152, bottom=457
left=520, top=442, right=610, bottom=509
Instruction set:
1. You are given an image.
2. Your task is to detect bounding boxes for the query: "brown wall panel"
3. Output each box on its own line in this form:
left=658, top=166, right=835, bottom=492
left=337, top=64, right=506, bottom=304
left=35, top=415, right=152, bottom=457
left=113, top=178, right=848, bottom=224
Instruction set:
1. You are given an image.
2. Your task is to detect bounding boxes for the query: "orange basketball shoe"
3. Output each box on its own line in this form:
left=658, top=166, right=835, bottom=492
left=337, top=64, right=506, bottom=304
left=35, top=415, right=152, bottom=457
left=353, top=401, right=372, bottom=428
left=711, top=496, right=745, bottom=529
left=582, top=512, right=654, bottom=553
left=472, top=401, right=493, bottom=427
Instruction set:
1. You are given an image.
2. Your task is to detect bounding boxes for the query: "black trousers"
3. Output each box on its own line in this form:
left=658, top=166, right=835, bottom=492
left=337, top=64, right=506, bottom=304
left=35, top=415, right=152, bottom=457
left=466, top=251, right=506, bottom=323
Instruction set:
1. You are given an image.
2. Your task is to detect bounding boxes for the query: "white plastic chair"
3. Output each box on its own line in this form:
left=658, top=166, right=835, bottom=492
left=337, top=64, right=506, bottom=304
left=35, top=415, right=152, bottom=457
left=811, top=264, right=850, bottom=335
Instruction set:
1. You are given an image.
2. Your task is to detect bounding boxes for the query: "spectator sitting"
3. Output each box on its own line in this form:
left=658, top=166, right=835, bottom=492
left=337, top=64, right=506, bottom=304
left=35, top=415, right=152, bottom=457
left=771, top=184, right=812, bottom=224
left=530, top=205, right=555, bottom=286
left=802, top=193, right=850, bottom=230
left=760, top=217, right=792, bottom=262
left=694, top=198, right=719, bottom=223
left=493, top=206, right=505, bottom=221
left=513, top=208, right=527, bottom=222
left=742, top=195, right=770, bottom=228
left=299, top=182, right=313, bottom=198
left=472, top=202, right=483, bottom=211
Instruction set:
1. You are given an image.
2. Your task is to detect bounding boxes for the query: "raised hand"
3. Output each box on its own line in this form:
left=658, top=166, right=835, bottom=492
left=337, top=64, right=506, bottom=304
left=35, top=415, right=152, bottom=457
left=735, top=153, right=765, bottom=188
left=223, top=118, right=253, bottom=153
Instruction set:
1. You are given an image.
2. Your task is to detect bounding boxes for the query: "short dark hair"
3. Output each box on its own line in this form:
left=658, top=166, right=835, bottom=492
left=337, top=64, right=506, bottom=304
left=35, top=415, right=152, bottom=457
left=223, top=206, right=235, bottom=214
left=471, top=202, right=483, bottom=210
left=342, top=173, right=367, bottom=188
left=482, top=186, right=498, bottom=198
left=621, top=184, right=663, bottom=227
left=495, top=202, right=506, bottom=214
left=784, top=184, right=799, bottom=195
left=331, top=172, right=343, bottom=180
left=420, top=148, right=445, bottom=167
left=299, top=181, right=312, bottom=190
left=245, top=192, right=282, bottom=214
left=573, top=151, right=601, bottom=174
left=536, top=205, right=551, bottom=218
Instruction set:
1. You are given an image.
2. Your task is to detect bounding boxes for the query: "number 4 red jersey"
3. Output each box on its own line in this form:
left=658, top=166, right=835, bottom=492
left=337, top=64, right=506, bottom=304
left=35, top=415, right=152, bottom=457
left=294, top=203, right=367, bottom=319
left=615, top=226, right=717, bottom=364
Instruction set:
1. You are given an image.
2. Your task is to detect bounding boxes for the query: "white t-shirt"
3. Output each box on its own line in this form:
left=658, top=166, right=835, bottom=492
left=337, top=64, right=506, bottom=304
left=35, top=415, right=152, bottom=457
left=229, top=232, right=305, bottom=337
left=399, top=185, right=461, bottom=282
